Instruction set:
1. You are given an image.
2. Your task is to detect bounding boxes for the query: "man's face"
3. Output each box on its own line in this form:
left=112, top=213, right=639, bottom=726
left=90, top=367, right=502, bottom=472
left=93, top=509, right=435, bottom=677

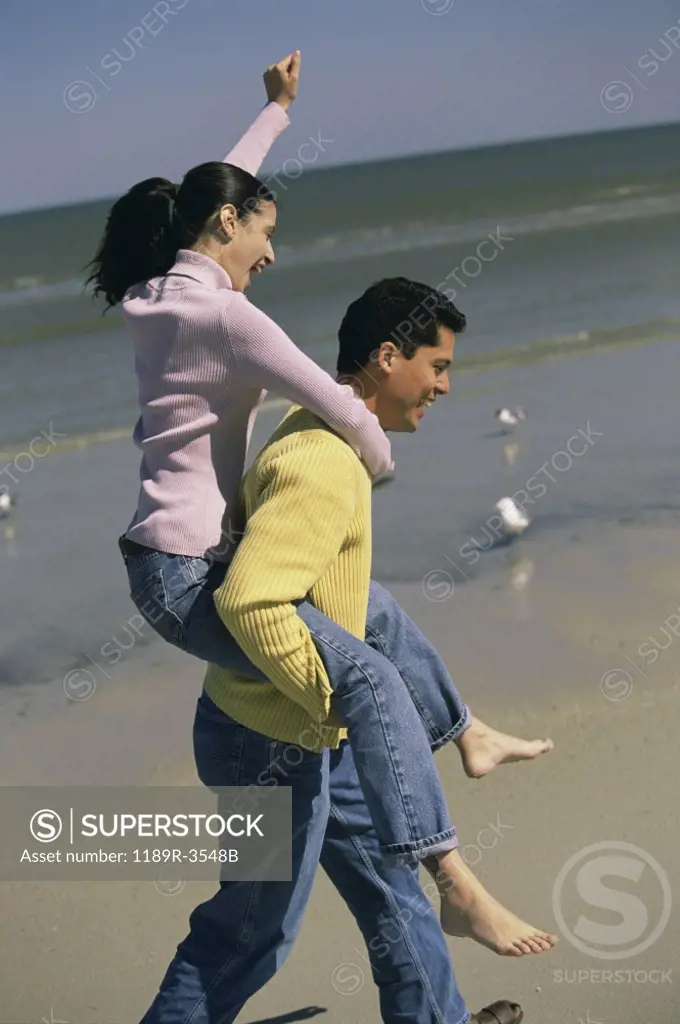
left=372, top=325, right=455, bottom=432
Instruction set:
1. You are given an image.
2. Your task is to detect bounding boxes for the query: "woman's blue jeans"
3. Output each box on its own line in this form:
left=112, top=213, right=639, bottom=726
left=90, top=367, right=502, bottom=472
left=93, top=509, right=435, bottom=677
left=121, top=544, right=471, bottom=865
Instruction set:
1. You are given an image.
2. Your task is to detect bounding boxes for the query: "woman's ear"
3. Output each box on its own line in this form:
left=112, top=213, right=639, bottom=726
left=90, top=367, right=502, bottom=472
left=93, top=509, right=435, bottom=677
left=217, top=203, right=238, bottom=243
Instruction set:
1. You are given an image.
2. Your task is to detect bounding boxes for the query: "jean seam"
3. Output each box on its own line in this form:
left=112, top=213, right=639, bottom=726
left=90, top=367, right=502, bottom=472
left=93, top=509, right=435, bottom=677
left=181, top=555, right=202, bottom=587
left=431, top=704, right=472, bottom=751
left=308, top=629, right=421, bottom=850
left=382, top=829, right=457, bottom=857
left=366, top=583, right=470, bottom=748
left=365, top=624, right=471, bottom=751
left=327, top=797, right=449, bottom=1024
left=363, top=625, right=388, bottom=656
left=128, top=561, right=186, bottom=649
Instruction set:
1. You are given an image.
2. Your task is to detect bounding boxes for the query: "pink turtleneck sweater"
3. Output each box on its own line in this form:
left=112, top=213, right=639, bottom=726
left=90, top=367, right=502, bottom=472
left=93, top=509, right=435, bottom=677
left=122, top=102, right=391, bottom=560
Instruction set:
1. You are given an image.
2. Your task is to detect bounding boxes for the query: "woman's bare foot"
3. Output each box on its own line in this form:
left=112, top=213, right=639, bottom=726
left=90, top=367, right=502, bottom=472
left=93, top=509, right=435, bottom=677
left=423, top=850, right=558, bottom=956
left=456, top=716, right=553, bottom=778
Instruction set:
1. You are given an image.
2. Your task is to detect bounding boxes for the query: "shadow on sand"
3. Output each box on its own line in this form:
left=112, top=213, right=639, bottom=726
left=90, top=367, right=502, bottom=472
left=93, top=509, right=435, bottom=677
left=245, top=1006, right=328, bottom=1024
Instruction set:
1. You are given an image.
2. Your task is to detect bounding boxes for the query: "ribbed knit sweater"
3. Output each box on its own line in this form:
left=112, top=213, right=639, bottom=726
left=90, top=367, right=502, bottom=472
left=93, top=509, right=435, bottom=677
left=122, top=102, right=391, bottom=559
left=203, top=405, right=372, bottom=752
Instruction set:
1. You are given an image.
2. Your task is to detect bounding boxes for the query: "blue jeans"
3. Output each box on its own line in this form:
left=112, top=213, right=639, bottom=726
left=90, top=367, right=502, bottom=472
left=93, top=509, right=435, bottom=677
left=139, top=692, right=470, bottom=1024
left=122, top=545, right=471, bottom=865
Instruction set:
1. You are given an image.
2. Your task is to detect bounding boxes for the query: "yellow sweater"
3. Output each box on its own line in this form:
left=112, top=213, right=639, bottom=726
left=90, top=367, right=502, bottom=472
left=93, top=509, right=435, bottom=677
left=203, top=406, right=373, bottom=753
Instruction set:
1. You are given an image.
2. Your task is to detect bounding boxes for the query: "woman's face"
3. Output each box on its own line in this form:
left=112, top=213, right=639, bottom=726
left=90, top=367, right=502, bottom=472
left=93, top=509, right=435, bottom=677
left=221, top=200, right=277, bottom=292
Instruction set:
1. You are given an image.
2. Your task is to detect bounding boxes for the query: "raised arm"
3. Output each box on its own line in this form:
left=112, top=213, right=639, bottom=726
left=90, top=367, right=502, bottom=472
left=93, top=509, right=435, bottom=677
left=223, top=51, right=301, bottom=175
left=213, top=437, right=359, bottom=721
left=223, top=294, right=393, bottom=477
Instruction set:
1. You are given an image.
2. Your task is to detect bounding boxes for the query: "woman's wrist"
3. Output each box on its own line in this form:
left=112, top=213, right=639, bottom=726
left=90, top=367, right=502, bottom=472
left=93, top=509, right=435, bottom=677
left=273, top=96, right=293, bottom=112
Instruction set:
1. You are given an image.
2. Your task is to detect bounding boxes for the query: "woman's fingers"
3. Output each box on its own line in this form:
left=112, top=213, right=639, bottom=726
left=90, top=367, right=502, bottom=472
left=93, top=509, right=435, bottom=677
left=288, top=49, right=301, bottom=79
left=276, top=50, right=300, bottom=75
left=263, top=50, right=301, bottom=107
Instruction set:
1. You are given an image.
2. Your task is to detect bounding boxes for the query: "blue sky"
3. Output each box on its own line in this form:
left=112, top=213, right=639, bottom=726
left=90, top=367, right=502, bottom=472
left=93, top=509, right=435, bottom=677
left=1, top=0, right=679, bottom=213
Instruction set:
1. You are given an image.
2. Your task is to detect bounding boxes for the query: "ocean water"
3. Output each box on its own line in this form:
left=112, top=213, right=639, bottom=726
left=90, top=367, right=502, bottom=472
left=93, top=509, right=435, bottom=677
left=1, top=121, right=680, bottom=697
left=1, top=122, right=680, bottom=446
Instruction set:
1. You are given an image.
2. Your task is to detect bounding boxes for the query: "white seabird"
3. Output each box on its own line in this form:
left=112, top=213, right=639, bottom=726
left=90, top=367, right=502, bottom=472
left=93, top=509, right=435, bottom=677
left=495, top=496, right=530, bottom=536
left=0, top=492, right=17, bottom=519
left=495, top=407, right=526, bottom=429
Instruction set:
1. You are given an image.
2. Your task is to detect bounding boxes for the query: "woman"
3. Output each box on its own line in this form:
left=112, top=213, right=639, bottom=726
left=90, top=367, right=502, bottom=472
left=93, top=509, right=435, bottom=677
left=87, top=51, right=554, bottom=956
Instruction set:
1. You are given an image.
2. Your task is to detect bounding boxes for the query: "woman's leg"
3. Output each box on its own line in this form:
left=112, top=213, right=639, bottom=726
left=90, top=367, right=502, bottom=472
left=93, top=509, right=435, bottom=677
left=422, top=847, right=558, bottom=957
left=363, top=579, right=470, bottom=751
left=322, top=739, right=553, bottom=1019
left=123, top=547, right=459, bottom=862
left=362, top=580, right=553, bottom=777
left=123, top=547, right=469, bottom=731
left=121, top=545, right=269, bottom=678
left=123, top=549, right=548, bottom=859
left=305, top=607, right=461, bottom=865
left=125, top=548, right=556, bottom=952
left=123, top=547, right=550, bottom=777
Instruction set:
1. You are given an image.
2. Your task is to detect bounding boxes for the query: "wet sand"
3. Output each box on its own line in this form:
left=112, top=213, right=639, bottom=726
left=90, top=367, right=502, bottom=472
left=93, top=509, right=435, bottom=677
left=1, top=525, right=678, bottom=1023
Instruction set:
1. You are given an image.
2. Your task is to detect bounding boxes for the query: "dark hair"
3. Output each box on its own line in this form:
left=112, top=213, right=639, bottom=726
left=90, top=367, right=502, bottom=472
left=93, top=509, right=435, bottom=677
left=86, top=163, right=275, bottom=308
left=336, top=277, right=466, bottom=375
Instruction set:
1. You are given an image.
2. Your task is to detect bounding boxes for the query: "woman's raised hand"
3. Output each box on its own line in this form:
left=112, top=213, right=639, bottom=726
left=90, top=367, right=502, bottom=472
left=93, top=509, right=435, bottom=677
left=263, top=50, right=301, bottom=111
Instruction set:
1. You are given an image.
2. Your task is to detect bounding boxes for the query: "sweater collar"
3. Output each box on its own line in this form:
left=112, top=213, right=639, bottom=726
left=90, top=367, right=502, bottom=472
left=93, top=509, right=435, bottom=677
left=167, top=249, right=233, bottom=291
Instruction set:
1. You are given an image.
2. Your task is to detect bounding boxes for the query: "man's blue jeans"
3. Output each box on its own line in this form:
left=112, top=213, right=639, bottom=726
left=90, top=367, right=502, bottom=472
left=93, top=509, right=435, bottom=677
left=139, top=691, right=471, bottom=1024
left=123, top=547, right=471, bottom=865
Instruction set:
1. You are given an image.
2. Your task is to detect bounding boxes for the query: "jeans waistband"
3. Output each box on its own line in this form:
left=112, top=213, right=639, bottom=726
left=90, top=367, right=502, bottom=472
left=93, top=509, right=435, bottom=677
left=118, top=535, right=157, bottom=559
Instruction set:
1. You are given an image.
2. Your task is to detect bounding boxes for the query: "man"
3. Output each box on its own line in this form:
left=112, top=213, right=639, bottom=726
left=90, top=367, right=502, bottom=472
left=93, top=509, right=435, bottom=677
left=140, top=278, right=524, bottom=1024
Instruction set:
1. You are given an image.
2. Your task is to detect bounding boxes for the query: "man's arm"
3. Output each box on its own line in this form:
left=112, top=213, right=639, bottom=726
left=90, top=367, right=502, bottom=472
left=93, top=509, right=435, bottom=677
left=213, top=435, right=359, bottom=722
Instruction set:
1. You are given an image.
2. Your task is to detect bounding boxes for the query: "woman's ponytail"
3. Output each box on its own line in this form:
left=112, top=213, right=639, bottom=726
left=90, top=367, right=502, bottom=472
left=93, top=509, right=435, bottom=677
left=86, top=177, right=180, bottom=309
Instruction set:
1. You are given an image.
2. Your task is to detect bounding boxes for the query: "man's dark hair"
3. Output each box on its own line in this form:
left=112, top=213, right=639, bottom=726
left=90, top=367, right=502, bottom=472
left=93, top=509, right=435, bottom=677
left=336, top=277, right=466, bottom=375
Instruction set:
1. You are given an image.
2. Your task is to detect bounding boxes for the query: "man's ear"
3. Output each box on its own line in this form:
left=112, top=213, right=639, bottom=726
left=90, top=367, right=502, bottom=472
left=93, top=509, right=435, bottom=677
left=376, top=341, right=398, bottom=371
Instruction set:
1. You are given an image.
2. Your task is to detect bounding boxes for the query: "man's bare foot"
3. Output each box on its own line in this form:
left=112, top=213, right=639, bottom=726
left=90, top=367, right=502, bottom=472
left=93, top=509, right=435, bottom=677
left=456, top=716, right=553, bottom=778
left=423, top=850, right=558, bottom=957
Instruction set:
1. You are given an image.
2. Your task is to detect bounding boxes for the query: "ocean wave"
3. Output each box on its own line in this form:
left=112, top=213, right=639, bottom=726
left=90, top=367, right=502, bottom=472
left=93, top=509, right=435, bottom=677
left=272, top=192, right=680, bottom=269
left=0, top=277, right=85, bottom=307
left=3, top=191, right=680, bottom=307
left=451, top=317, right=680, bottom=373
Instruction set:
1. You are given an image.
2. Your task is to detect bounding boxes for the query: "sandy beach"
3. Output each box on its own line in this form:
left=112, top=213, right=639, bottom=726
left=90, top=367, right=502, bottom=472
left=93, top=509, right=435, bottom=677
left=1, top=522, right=678, bottom=1024
left=3, top=13, right=680, bottom=1020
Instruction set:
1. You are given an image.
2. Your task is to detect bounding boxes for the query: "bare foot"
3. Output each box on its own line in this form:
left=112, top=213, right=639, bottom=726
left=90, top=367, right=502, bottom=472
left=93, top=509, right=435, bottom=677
left=424, top=850, right=558, bottom=957
left=456, top=716, right=553, bottom=778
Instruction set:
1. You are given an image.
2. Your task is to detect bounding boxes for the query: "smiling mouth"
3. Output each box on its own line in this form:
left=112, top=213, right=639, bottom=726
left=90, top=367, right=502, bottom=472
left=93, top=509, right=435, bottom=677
left=417, top=398, right=435, bottom=408
left=250, top=261, right=267, bottom=275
